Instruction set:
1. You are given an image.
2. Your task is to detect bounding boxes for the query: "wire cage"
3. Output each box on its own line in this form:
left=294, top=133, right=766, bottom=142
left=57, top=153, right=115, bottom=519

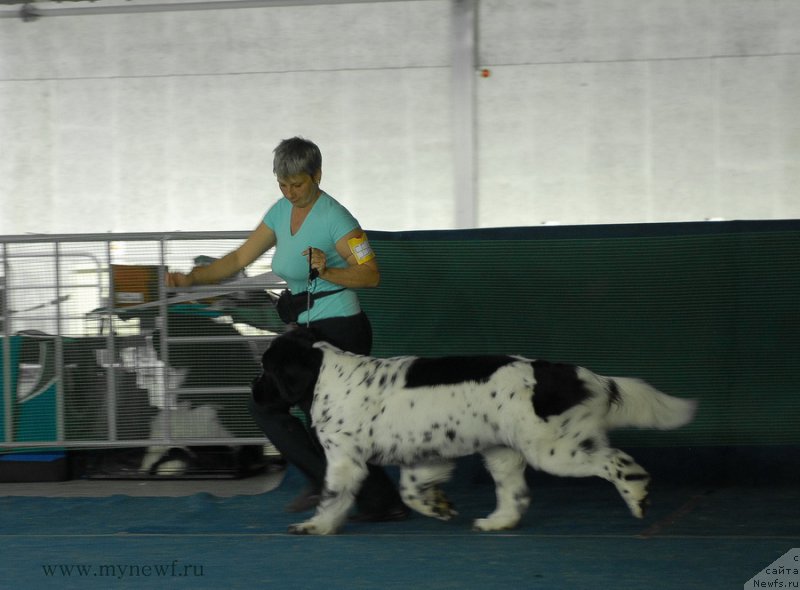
left=1, top=232, right=286, bottom=477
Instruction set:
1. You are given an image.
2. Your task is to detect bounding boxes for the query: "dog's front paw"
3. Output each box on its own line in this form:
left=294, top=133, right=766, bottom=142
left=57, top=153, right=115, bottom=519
left=472, top=516, right=520, bottom=532
left=287, top=520, right=338, bottom=535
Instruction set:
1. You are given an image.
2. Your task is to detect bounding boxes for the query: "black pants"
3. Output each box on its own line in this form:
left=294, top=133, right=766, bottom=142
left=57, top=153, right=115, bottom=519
left=248, top=312, right=403, bottom=514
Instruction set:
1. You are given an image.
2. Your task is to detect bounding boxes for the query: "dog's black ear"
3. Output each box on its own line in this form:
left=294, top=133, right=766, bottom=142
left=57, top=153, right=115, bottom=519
left=261, top=331, right=323, bottom=406
left=251, top=372, right=292, bottom=412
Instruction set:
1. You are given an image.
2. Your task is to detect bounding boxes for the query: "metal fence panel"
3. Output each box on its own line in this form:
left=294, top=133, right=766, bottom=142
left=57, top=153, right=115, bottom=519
left=1, top=232, right=285, bottom=453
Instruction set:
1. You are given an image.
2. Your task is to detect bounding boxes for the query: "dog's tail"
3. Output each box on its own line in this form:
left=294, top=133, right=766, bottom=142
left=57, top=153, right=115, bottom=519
left=601, top=375, right=697, bottom=431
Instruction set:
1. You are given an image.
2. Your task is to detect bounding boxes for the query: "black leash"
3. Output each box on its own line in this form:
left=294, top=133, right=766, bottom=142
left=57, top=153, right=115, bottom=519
left=306, top=246, right=318, bottom=328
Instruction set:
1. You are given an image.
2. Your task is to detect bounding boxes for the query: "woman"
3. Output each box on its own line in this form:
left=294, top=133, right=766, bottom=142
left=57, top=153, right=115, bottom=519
left=168, top=137, right=407, bottom=521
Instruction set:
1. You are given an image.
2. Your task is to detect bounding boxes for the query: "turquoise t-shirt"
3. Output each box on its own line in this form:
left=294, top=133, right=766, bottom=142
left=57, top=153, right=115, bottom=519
left=263, top=192, right=362, bottom=323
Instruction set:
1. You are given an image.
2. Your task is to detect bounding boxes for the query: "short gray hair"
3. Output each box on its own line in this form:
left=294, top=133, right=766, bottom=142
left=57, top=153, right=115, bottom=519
left=273, top=137, right=322, bottom=178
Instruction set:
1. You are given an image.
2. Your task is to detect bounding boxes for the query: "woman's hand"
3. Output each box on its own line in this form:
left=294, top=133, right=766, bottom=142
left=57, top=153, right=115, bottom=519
left=304, top=247, right=327, bottom=279
left=166, top=271, right=193, bottom=288
left=303, top=231, right=380, bottom=288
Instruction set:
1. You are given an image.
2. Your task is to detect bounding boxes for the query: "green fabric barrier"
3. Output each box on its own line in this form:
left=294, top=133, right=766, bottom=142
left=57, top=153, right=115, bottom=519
left=358, top=220, right=800, bottom=448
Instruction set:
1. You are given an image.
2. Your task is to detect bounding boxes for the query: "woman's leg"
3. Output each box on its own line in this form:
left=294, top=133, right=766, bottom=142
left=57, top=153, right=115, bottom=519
left=247, top=388, right=326, bottom=511
left=248, top=397, right=325, bottom=489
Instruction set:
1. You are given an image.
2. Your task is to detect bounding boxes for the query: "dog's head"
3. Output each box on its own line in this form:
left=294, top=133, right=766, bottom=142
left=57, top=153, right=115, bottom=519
left=252, top=328, right=324, bottom=408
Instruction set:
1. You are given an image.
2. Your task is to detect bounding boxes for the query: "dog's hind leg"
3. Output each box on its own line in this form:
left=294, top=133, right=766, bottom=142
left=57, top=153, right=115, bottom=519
left=288, top=454, right=368, bottom=535
left=600, top=448, right=651, bottom=518
left=473, top=447, right=530, bottom=532
left=399, top=462, right=457, bottom=520
left=527, top=438, right=651, bottom=519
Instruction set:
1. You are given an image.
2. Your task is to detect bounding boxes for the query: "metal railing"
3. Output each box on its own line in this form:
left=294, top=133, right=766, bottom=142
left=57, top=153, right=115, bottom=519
left=1, top=231, right=285, bottom=451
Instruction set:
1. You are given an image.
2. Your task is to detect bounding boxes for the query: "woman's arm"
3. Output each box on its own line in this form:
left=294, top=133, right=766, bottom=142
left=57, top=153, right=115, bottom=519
left=307, top=229, right=380, bottom=289
left=168, top=222, right=277, bottom=287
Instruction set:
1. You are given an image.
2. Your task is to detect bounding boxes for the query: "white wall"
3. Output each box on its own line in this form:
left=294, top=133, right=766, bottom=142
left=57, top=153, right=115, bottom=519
left=1, top=0, right=799, bottom=235
left=477, top=0, right=800, bottom=226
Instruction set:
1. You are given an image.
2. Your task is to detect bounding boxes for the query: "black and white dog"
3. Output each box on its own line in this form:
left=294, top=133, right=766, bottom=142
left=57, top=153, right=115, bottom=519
left=253, top=329, right=696, bottom=535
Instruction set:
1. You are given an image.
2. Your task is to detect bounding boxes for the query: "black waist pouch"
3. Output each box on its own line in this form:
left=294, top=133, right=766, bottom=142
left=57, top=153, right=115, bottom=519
left=275, top=288, right=345, bottom=324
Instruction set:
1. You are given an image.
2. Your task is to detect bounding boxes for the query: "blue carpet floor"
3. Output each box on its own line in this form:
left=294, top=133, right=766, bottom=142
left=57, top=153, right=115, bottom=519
left=0, top=461, right=798, bottom=590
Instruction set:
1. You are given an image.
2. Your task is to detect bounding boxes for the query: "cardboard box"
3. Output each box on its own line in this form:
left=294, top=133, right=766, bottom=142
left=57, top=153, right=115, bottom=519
left=111, top=264, right=162, bottom=307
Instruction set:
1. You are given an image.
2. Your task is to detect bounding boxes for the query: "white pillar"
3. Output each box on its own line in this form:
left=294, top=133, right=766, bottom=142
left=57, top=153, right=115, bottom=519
left=451, top=0, right=477, bottom=228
